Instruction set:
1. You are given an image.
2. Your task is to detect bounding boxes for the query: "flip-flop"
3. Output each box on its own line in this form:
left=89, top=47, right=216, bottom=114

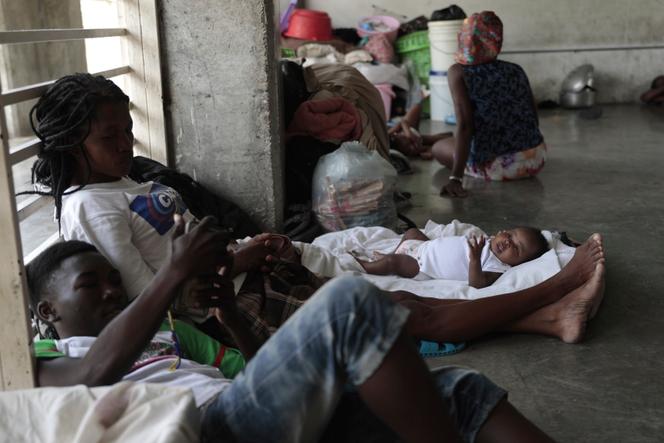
left=418, top=340, right=466, bottom=358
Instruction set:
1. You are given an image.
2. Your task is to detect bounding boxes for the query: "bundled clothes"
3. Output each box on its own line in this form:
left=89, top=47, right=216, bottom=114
left=287, top=97, right=362, bottom=143
left=303, top=64, right=391, bottom=159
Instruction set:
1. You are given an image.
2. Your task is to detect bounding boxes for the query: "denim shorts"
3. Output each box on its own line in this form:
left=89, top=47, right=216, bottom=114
left=201, top=276, right=506, bottom=443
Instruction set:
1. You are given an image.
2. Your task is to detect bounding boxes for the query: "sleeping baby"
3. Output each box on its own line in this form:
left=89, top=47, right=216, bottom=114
left=354, top=227, right=550, bottom=288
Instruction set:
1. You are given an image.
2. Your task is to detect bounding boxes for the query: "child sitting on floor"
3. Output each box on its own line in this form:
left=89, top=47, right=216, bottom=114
left=355, top=226, right=549, bottom=288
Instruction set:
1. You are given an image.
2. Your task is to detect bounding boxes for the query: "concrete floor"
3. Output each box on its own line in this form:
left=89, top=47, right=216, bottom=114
left=401, top=105, right=664, bottom=442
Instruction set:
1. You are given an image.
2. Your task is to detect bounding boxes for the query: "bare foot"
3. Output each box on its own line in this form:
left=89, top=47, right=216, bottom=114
left=557, top=233, right=604, bottom=292
left=554, top=261, right=605, bottom=343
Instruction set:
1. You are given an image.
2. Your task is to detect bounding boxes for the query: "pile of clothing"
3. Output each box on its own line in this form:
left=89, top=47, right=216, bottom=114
left=279, top=6, right=467, bottom=237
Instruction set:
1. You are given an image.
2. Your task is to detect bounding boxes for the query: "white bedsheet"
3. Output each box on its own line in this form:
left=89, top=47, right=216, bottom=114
left=296, top=220, right=576, bottom=300
left=0, top=382, right=199, bottom=443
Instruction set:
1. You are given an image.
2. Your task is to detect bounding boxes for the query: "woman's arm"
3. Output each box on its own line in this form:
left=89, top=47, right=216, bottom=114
left=442, top=64, right=474, bottom=197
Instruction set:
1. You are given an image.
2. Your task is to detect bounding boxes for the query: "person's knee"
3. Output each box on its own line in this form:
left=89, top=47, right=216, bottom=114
left=431, top=365, right=507, bottom=434
left=315, top=276, right=384, bottom=313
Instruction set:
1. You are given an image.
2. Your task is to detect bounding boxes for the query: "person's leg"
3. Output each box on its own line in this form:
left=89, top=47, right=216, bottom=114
left=323, top=366, right=554, bottom=443
left=356, top=253, right=420, bottom=278
left=431, top=136, right=456, bottom=169
left=201, top=276, right=460, bottom=443
left=476, top=400, right=555, bottom=443
left=427, top=366, right=553, bottom=443
left=422, top=132, right=453, bottom=146
left=502, top=258, right=605, bottom=343
left=394, top=235, right=604, bottom=342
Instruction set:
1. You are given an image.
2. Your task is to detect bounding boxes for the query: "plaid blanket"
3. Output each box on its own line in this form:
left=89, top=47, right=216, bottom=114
left=235, top=262, right=329, bottom=342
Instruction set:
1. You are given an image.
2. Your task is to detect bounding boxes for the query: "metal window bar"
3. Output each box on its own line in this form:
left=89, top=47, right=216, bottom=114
left=0, top=28, right=126, bottom=45
left=1, top=11, right=167, bottom=267
left=0, top=1, right=165, bottom=391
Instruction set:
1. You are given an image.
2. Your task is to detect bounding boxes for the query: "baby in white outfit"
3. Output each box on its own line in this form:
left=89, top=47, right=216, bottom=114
left=355, top=227, right=549, bottom=288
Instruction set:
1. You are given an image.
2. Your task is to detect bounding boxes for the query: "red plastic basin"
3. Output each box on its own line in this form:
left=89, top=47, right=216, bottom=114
left=283, top=9, right=333, bottom=41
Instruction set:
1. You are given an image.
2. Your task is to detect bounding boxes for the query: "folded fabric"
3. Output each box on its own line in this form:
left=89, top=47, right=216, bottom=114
left=344, top=49, right=373, bottom=65
left=287, top=97, right=362, bottom=143
left=297, top=43, right=344, bottom=67
left=304, top=64, right=391, bottom=159
left=352, top=62, right=410, bottom=91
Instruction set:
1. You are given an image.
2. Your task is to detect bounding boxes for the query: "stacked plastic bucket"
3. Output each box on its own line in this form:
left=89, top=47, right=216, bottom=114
left=428, top=19, right=463, bottom=123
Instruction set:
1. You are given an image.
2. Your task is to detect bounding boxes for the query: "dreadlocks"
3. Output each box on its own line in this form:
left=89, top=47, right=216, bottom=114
left=20, top=73, right=129, bottom=225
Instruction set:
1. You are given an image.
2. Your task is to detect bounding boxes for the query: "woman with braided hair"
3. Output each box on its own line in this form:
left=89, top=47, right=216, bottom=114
left=25, top=74, right=131, bottom=224
left=24, top=73, right=200, bottom=301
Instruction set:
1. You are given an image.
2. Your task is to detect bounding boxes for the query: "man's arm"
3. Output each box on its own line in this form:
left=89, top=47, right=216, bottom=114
left=37, top=217, right=231, bottom=387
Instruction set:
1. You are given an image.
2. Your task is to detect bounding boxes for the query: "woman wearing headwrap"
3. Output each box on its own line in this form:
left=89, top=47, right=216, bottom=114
left=432, top=11, right=547, bottom=198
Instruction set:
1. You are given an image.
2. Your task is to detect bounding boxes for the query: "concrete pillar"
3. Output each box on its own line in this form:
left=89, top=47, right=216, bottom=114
left=159, top=0, right=284, bottom=232
left=0, top=0, right=87, bottom=137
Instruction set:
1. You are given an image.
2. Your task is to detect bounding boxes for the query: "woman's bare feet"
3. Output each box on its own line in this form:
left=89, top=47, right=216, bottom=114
left=556, top=233, right=604, bottom=293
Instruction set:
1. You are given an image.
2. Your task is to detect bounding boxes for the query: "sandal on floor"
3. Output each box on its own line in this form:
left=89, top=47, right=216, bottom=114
left=418, top=341, right=466, bottom=358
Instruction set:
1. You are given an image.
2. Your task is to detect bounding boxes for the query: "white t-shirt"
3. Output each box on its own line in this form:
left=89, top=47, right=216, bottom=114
left=61, top=178, right=194, bottom=299
left=414, top=236, right=510, bottom=281
left=53, top=332, right=230, bottom=407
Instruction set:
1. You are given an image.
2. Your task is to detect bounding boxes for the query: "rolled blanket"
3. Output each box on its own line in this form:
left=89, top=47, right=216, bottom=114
left=287, top=97, right=362, bottom=143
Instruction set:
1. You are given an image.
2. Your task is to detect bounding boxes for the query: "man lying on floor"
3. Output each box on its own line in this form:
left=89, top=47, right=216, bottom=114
left=27, top=217, right=556, bottom=443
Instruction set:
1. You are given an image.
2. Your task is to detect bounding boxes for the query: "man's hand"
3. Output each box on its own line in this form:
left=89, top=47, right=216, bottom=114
left=170, top=215, right=233, bottom=280
left=441, top=179, right=468, bottom=198
left=467, top=236, right=485, bottom=263
left=183, top=273, right=237, bottom=311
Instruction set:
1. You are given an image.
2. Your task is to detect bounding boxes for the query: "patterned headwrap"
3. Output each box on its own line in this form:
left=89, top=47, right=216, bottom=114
left=455, top=11, right=503, bottom=65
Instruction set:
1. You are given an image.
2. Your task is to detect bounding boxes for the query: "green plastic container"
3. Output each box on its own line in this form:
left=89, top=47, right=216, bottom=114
left=395, top=30, right=431, bottom=87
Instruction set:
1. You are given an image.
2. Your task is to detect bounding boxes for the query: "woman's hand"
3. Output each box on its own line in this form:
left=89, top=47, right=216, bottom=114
left=440, top=179, right=468, bottom=198
left=389, top=120, right=424, bottom=157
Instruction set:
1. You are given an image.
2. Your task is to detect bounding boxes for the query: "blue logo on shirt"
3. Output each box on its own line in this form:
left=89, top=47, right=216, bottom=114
left=129, top=184, right=187, bottom=235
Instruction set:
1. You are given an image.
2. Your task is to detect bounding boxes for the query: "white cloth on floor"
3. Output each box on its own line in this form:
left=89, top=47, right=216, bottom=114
left=296, top=219, right=576, bottom=300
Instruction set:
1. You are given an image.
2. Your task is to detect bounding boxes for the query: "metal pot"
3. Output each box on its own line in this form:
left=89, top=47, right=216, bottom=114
left=561, top=64, right=595, bottom=93
left=560, top=88, right=596, bottom=109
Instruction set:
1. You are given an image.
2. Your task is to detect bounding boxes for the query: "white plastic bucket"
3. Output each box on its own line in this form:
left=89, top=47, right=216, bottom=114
left=428, top=19, right=463, bottom=72
left=429, top=72, right=454, bottom=122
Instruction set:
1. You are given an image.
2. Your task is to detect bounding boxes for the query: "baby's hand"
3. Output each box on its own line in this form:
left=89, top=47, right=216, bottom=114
left=467, top=236, right=486, bottom=262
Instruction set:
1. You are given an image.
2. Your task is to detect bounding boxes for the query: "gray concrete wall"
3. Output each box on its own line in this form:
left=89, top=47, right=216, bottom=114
left=283, top=0, right=664, bottom=103
left=160, top=0, right=284, bottom=231
left=0, top=0, right=86, bottom=136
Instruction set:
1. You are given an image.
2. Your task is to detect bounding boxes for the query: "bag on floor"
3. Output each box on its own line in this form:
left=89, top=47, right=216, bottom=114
left=312, top=141, right=398, bottom=231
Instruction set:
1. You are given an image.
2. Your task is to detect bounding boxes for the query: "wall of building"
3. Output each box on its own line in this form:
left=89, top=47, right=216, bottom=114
left=159, top=0, right=284, bottom=231
left=281, top=0, right=664, bottom=103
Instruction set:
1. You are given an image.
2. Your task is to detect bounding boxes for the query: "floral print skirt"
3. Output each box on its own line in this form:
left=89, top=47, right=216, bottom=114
left=465, top=143, right=547, bottom=181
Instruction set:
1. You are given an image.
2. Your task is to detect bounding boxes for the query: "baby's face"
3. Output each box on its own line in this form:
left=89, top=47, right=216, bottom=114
left=490, top=228, right=539, bottom=266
